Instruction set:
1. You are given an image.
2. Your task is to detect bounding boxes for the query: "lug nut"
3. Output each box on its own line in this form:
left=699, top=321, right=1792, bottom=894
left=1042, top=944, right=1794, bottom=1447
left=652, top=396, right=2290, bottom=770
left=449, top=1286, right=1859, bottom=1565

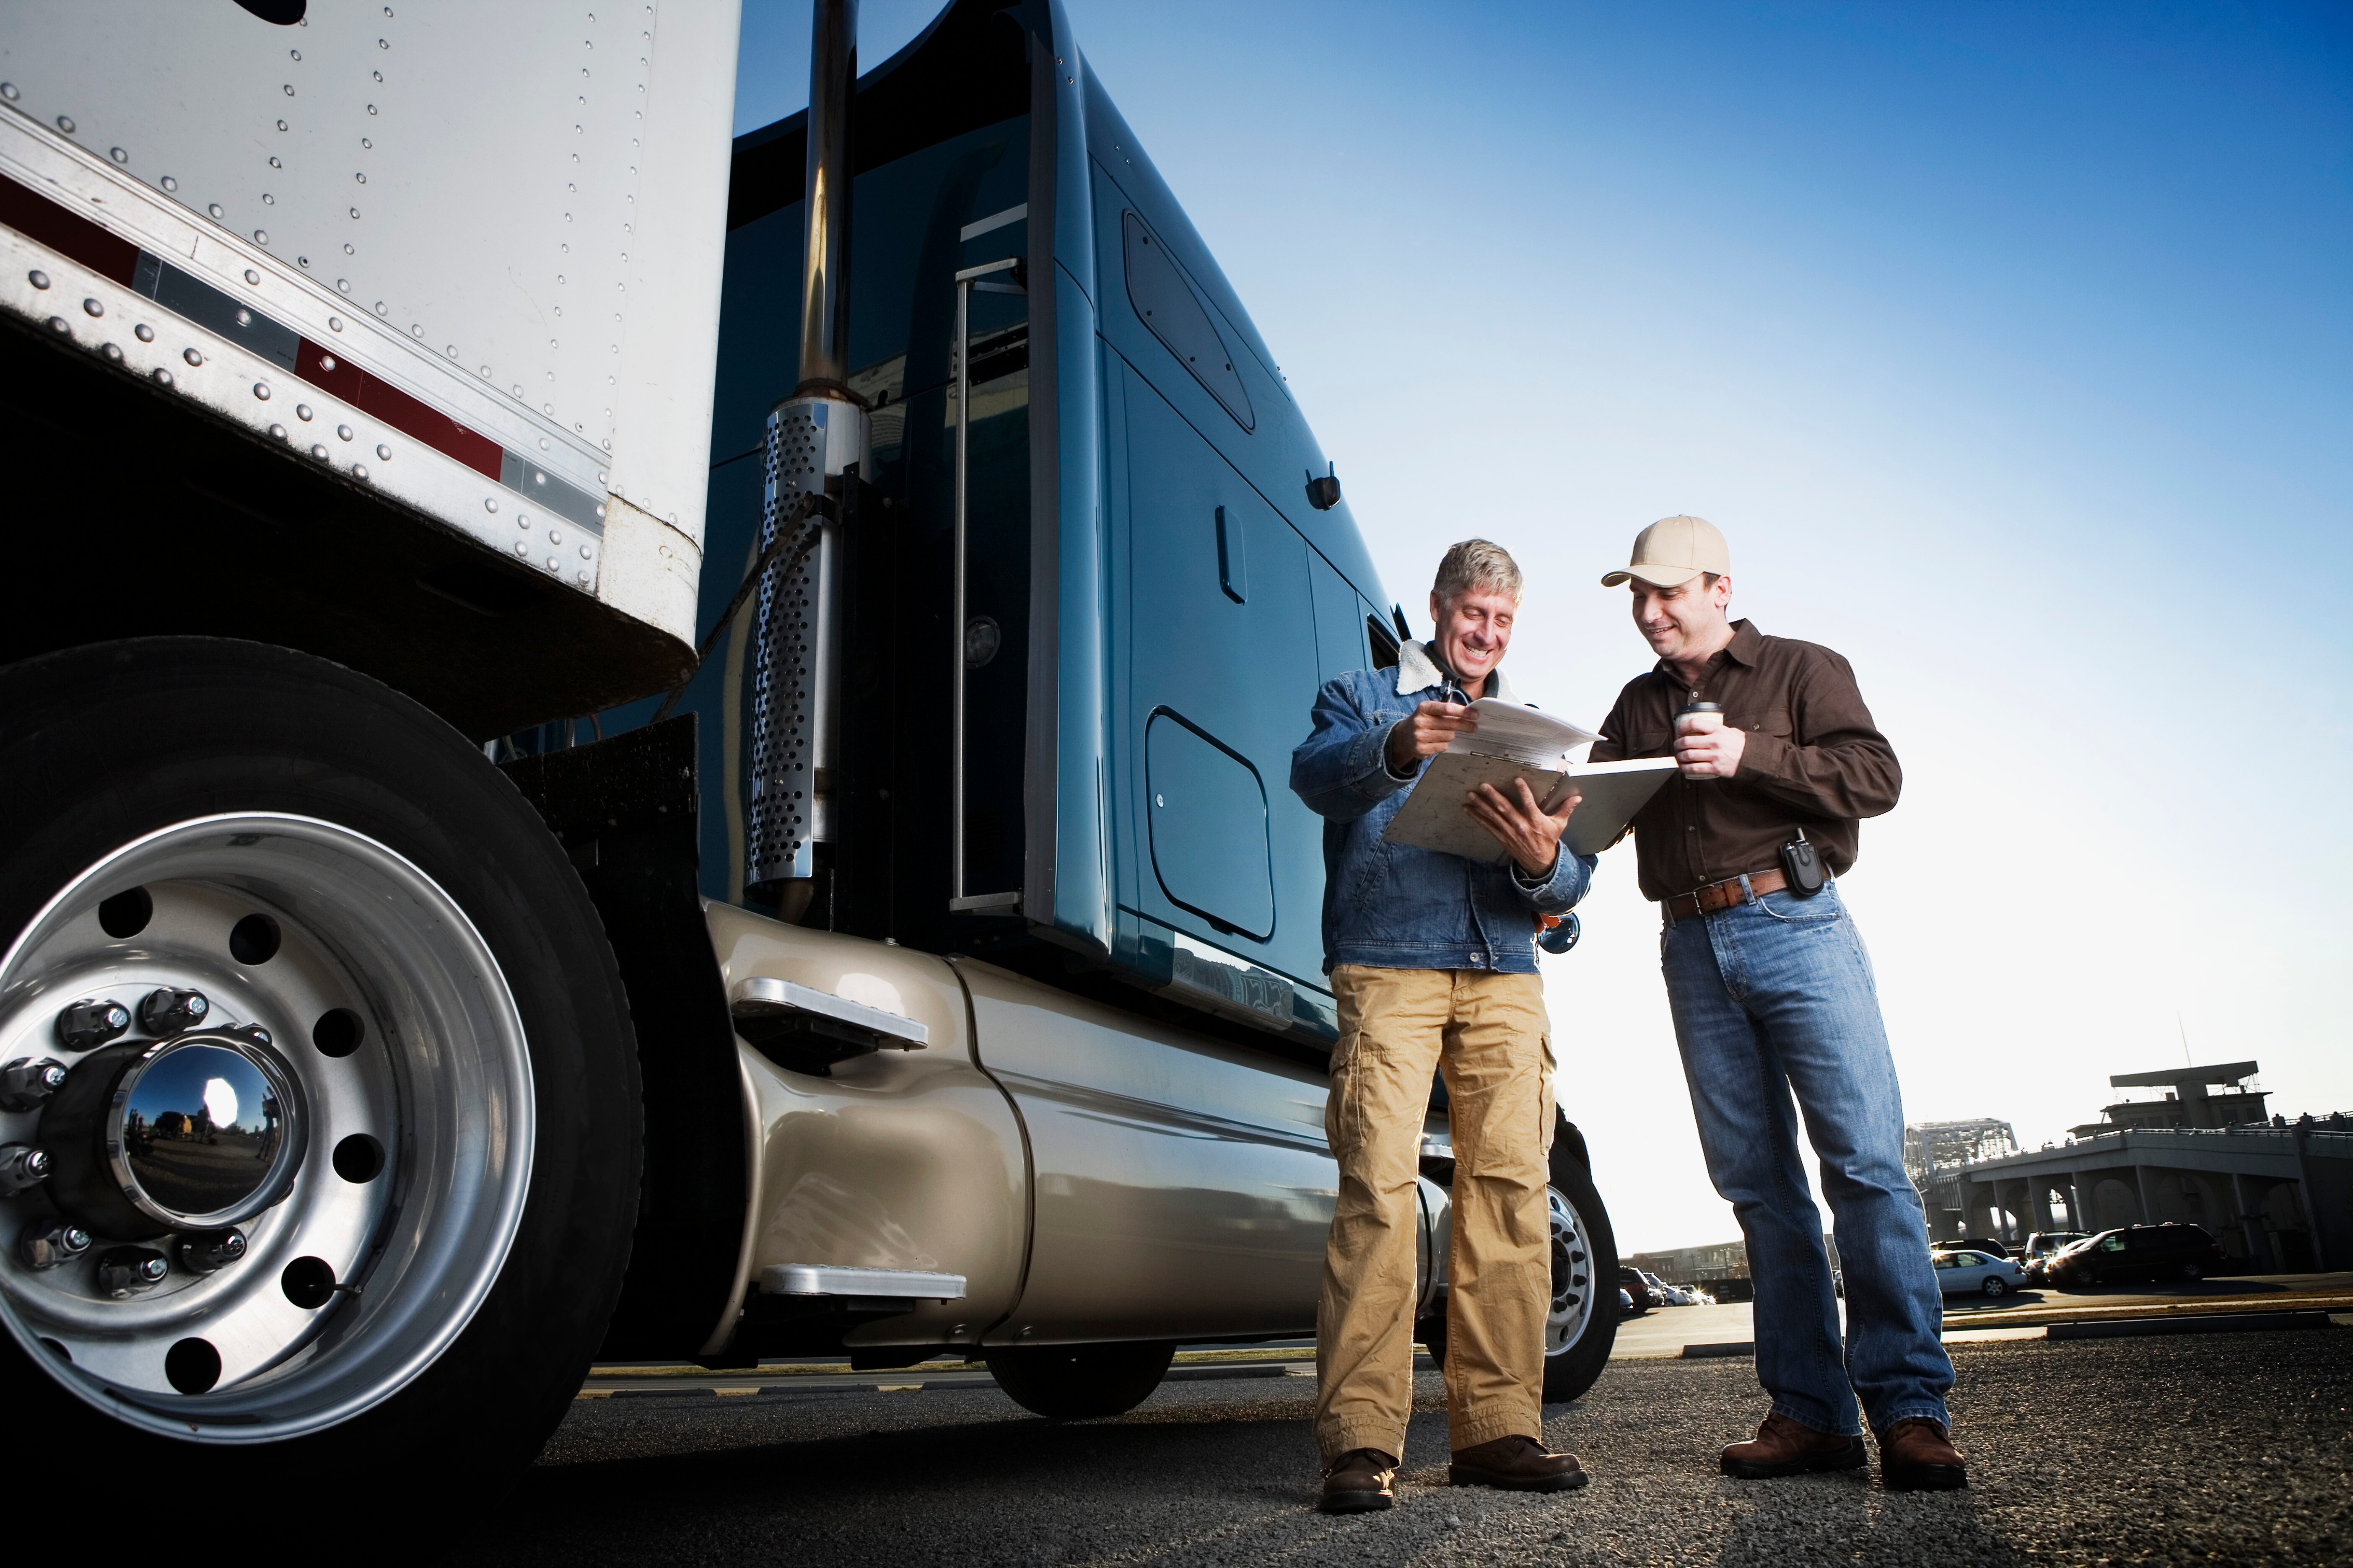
left=0, top=1057, right=70, bottom=1112
left=95, top=1246, right=170, bottom=1297
left=138, top=987, right=210, bottom=1036
left=176, top=1228, right=249, bottom=1274
left=0, top=1144, right=52, bottom=1196
left=55, top=998, right=131, bottom=1052
left=18, top=1221, right=92, bottom=1270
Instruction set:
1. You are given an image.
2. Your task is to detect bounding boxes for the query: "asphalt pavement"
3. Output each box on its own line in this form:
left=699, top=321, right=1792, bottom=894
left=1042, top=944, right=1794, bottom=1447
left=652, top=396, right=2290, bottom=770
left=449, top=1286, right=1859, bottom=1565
left=447, top=1324, right=2353, bottom=1565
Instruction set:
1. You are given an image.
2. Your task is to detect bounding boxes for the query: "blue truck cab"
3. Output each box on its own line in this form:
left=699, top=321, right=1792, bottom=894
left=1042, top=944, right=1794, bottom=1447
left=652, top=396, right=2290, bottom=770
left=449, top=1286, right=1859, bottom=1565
left=667, top=0, right=1402, bottom=1054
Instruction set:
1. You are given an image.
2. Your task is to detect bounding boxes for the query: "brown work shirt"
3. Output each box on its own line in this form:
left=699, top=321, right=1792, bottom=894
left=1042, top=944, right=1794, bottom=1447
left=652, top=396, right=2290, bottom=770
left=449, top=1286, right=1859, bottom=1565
left=1589, top=619, right=1900, bottom=903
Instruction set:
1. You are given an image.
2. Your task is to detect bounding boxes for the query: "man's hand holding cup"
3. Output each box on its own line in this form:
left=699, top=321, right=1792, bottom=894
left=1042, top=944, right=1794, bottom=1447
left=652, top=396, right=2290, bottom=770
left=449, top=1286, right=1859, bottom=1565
left=1674, top=703, right=1746, bottom=779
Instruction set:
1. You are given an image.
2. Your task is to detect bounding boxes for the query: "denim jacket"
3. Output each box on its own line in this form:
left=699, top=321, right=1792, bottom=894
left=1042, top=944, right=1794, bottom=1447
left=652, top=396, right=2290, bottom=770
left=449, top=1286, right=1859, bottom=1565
left=1289, top=641, right=1595, bottom=975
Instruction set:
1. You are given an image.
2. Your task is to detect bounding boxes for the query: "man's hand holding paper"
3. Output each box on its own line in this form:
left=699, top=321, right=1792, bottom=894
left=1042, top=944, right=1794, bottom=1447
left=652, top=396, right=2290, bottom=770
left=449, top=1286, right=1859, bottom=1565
left=1465, top=775, right=1580, bottom=878
left=1385, top=700, right=1477, bottom=773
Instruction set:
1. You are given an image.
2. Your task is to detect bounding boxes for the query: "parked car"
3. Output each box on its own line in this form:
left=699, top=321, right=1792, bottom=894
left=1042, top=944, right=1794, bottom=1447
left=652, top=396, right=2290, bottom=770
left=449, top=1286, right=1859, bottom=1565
left=1945, top=1235, right=2015, bottom=1261
left=1619, top=1267, right=1662, bottom=1315
left=2020, top=1230, right=2089, bottom=1283
left=1930, top=1248, right=2027, bottom=1298
left=1618, top=1288, right=1637, bottom=1319
left=1638, top=1270, right=1691, bottom=1305
left=2043, top=1224, right=2228, bottom=1287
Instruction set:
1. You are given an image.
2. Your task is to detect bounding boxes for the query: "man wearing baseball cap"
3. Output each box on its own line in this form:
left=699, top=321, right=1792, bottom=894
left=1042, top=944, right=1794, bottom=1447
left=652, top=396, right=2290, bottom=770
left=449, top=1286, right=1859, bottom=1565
left=1589, top=516, right=1963, bottom=1492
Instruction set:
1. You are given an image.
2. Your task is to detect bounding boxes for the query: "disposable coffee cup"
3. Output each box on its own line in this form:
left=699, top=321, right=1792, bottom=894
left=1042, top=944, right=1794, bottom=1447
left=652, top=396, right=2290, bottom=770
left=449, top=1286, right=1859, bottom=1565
left=1676, top=701, right=1724, bottom=780
left=1676, top=700, right=1724, bottom=737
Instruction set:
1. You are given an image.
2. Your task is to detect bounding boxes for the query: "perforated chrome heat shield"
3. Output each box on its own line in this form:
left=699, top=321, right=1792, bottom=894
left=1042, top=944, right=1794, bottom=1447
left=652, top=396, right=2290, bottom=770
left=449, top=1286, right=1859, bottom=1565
left=745, top=396, right=868, bottom=889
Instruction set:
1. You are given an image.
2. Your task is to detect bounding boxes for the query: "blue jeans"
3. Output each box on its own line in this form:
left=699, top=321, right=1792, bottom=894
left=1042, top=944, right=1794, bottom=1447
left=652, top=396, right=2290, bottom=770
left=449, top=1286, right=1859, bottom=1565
left=1660, top=878, right=1951, bottom=1436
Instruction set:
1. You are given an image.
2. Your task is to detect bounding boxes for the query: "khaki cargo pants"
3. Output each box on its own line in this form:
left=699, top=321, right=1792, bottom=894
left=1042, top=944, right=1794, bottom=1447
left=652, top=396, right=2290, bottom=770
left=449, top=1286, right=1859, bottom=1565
left=1315, top=964, right=1555, bottom=1462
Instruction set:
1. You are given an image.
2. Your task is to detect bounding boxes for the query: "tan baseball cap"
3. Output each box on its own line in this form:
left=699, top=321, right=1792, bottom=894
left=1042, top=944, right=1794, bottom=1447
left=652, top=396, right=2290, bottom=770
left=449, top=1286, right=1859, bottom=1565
left=1601, top=514, right=1730, bottom=588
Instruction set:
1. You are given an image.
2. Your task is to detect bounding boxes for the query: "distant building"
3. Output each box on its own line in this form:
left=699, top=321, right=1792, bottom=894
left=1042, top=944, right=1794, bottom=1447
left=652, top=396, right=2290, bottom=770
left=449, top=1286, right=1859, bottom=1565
left=1624, top=1240, right=1752, bottom=1301
left=2069, top=1062, right=2269, bottom=1136
left=1917, top=1060, right=2350, bottom=1271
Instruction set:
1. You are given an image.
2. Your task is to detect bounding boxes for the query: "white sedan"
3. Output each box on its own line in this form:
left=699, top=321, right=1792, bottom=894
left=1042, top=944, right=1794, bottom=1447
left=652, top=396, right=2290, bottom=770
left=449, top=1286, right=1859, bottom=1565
left=1931, top=1248, right=2026, bottom=1298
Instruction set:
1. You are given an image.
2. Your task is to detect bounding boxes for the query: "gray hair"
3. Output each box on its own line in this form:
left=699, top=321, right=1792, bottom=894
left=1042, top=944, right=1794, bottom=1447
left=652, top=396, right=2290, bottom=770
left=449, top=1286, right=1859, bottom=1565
left=1432, top=538, right=1524, bottom=608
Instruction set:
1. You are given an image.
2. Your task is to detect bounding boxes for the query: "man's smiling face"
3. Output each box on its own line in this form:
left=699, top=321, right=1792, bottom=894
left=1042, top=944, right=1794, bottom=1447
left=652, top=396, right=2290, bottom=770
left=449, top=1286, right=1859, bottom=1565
left=1429, top=586, right=1519, bottom=691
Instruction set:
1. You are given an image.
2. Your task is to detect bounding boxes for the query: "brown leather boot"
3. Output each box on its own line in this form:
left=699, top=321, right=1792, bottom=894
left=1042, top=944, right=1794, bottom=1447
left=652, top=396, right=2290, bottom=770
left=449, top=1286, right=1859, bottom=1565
left=1449, top=1433, right=1589, bottom=1492
left=1318, top=1449, right=1398, bottom=1514
left=1720, top=1412, right=1868, bottom=1479
left=1878, top=1418, right=1966, bottom=1491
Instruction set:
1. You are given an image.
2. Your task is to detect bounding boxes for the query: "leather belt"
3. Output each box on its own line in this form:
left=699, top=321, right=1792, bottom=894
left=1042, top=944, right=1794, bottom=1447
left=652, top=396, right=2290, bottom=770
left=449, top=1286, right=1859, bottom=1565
left=1664, top=868, right=1787, bottom=922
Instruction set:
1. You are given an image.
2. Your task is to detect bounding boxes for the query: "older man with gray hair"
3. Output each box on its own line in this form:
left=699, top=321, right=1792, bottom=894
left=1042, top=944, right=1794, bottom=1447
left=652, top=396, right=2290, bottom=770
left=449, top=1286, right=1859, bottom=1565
left=1289, top=539, right=1596, bottom=1514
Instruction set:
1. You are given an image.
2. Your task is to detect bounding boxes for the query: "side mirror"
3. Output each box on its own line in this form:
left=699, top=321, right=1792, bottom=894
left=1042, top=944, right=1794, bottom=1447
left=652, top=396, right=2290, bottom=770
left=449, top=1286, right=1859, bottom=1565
left=1304, top=465, right=1340, bottom=511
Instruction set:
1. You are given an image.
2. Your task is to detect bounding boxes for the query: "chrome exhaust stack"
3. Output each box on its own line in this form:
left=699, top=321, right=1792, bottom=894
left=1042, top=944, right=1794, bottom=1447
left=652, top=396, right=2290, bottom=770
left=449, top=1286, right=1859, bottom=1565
left=746, top=0, right=871, bottom=905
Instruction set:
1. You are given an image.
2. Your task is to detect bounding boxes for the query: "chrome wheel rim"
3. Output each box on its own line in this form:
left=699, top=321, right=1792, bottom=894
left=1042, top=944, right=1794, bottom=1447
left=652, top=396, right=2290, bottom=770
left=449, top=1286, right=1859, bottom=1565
left=0, top=814, right=533, bottom=1441
left=1544, top=1184, right=1596, bottom=1356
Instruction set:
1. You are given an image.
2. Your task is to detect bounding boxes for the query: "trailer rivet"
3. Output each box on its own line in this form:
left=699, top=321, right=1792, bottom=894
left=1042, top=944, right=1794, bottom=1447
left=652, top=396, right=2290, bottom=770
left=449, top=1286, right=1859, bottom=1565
left=27, top=270, right=49, bottom=290
left=337, top=279, right=350, bottom=293
left=512, top=385, right=523, bottom=397
left=319, top=355, right=335, bottom=371
left=337, top=424, right=352, bottom=441
left=329, top=317, right=344, bottom=331
left=550, top=529, right=563, bottom=545
left=296, top=404, right=312, bottom=420
left=264, top=191, right=275, bottom=203
left=183, top=348, right=203, bottom=366
left=352, top=464, right=368, bottom=480
left=350, top=207, right=362, bottom=220
left=135, top=324, right=154, bottom=342
left=103, top=343, right=122, bottom=363
left=485, top=498, right=498, bottom=513
left=518, top=516, right=529, bottom=530
left=161, top=175, right=177, bottom=192
left=355, top=172, right=366, bottom=184
left=82, top=297, right=101, bottom=317
left=547, top=558, right=560, bottom=572
left=374, top=302, right=387, bottom=314
left=577, top=570, right=591, bottom=583
left=56, top=115, right=76, bottom=134
left=269, top=423, right=286, bottom=439
left=539, top=438, right=550, bottom=451
left=209, top=204, right=224, bottom=219
left=376, top=444, right=391, bottom=460
left=0, top=85, right=16, bottom=101
left=47, top=316, right=70, bottom=335
left=480, top=365, right=490, bottom=377
left=111, top=147, right=130, bottom=165
left=153, top=368, right=173, bottom=386
left=276, top=120, right=288, bottom=132
left=513, top=541, right=528, bottom=556
left=311, top=443, right=328, bottom=459
left=580, top=544, right=592, bottom=559
left=254, top=383, right=270, bottom=400
left=244, top=269, right=260, bottom=286
left=236, top=308, right=252, bottom=327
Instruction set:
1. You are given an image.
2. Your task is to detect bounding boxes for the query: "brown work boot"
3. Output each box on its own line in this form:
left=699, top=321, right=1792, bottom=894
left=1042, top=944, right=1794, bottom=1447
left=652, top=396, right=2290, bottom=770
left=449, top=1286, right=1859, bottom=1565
left=1318, top=1449, right=1398, bottom=1514
left=1720, top=1412, right=1868, bottom=1479
left=1878, top=1418, right=1966, bottom=1491
left=1449, top=1433, right=1590, bottom=1492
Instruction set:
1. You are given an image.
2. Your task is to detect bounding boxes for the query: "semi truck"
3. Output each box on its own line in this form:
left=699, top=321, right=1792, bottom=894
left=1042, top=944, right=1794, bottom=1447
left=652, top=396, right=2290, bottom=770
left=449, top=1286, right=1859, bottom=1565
left=0, top=0, right=1619, bottom=1482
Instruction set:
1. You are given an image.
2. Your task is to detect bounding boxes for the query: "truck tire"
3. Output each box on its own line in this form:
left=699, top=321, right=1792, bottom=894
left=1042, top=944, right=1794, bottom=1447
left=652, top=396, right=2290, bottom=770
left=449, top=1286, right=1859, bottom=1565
left=0, top=638, right=641, bottom=1492
left=1420, top=1118, right=1619, bottom=1405
left=984, top=1340, right=1176, bottom=1419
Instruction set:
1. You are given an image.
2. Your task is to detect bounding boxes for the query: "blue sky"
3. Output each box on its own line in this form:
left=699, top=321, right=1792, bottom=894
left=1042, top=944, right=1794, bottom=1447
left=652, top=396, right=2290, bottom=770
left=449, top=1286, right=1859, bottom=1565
left=736, top=2, right=2353, bottom=1250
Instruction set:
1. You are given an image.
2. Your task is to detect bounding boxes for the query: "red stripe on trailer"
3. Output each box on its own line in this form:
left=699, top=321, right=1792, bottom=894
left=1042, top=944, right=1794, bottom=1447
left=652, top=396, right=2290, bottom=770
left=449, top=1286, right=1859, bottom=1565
left=0, top=172, right=139, bottom=285
left=295, top=338, right=503, bottom=480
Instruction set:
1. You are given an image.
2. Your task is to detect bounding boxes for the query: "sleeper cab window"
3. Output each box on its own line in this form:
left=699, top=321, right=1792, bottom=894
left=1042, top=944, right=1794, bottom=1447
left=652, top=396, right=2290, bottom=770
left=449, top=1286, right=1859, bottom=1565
left=1121, top=210, right=1253, bottom=432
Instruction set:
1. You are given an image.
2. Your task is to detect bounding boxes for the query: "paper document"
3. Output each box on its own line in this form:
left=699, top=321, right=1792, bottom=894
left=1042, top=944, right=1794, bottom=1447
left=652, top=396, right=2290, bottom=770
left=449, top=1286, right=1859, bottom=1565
left=1445, top=699, right=1601, bottom=767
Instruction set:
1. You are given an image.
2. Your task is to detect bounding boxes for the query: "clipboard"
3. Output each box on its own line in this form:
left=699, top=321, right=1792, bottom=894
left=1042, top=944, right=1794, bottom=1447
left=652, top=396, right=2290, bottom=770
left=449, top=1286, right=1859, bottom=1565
left=1381, top=754, right=1676, bottom=863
